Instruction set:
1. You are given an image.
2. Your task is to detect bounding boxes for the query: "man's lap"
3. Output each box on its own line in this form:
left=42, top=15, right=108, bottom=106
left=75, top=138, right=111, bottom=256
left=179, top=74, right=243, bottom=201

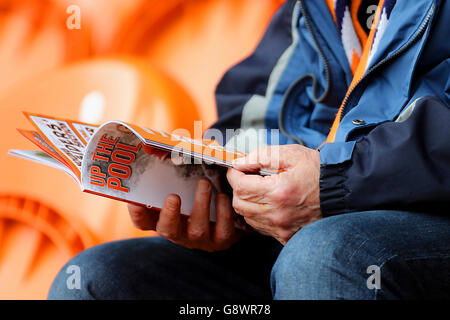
left=272, top=210, right=450, bottom=299
left=47, top=233, right=282, bottom=300
left=48, top=210, right=450, bottom=300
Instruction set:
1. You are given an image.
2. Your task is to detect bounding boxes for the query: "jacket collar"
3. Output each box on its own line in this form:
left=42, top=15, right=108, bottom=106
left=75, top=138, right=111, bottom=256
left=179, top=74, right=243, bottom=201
left=364, top=0, right=436, bottom=71
left=302, top=0, right=437, bottom=79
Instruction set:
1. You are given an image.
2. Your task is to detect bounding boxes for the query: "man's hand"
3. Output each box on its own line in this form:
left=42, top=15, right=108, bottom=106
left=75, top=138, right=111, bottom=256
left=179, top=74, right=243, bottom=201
left=127, top=178, right=241, bottom=252
left=227, top=145, right=322, bottom=245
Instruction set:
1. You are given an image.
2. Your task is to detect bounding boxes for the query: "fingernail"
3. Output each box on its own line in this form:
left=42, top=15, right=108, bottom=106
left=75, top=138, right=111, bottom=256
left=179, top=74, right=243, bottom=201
left=166, top=195, right=179, bottom=210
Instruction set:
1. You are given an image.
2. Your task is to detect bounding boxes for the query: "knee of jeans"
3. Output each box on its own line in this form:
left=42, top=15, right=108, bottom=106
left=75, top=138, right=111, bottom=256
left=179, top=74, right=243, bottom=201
left=271, top=215, right=376, bottom=299
left=47, top=241, right=130, bottom=300
left=47, top=252, right=96, bottom=299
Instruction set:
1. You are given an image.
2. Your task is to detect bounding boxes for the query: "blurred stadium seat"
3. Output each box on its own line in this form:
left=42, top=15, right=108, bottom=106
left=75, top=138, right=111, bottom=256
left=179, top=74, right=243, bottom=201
left=0, top=57, right=199, bottom=299
left=0, top=0, right=284, bottom=299
left=0, top=195, right=93, bottom=299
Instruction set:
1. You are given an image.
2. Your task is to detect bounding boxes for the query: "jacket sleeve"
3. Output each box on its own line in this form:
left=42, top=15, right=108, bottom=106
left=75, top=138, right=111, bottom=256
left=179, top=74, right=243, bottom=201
left=320, top=94, right=450, bottom=216
left=210, top=0, right=296, bottom=140
left=319, top=0, right=450, bottom=216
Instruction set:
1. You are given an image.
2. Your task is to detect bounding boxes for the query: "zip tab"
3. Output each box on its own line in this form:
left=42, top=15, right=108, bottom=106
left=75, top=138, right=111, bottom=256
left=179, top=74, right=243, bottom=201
left=338, top=4, right=435, bottom=120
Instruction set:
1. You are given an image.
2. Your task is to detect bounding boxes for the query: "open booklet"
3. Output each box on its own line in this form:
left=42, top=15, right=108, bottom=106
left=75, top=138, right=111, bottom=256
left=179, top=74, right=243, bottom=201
left=9, top=112, right=277, bottom=223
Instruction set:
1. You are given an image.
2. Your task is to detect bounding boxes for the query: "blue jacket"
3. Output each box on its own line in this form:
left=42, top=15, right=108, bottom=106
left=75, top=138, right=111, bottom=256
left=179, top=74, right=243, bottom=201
left=211, top=0, right=450, bottom=216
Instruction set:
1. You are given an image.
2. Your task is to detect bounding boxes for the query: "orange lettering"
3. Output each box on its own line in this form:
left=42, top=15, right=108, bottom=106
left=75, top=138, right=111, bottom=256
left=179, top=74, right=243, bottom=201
left=108, top=163, right=131, bottom=179
left=111, top=149, right=135, bottom=165
left=107, top=177, right=129, bottom=193
left=100, top=134, right=118, bottom=145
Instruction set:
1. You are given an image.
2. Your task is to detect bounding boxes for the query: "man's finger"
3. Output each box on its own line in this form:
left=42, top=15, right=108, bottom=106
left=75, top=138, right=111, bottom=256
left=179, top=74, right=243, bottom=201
left=127, top=203, right=159, bottom=230
left=187, top=178, right=212, bottom=242
left=213, top=193, right=235, bottom=244
left=156, top=194, right=182, bottom=241
left=226, top=168, right=273, bottom=197
left=232, top=194, right=267, bottom=217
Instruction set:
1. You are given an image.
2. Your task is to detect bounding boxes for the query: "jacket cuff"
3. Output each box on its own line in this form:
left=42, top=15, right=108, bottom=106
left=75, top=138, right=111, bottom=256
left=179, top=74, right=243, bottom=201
left=319, top=162, right=350, bottom=217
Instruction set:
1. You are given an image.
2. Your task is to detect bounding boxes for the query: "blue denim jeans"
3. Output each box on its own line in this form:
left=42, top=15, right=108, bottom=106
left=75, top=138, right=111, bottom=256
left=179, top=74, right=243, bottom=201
left=48, top=210, right=450, bottom=300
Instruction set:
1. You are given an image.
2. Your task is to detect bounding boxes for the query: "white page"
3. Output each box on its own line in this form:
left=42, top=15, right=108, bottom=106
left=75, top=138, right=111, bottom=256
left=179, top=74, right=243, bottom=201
left=8, top=149, right=80, bottom=183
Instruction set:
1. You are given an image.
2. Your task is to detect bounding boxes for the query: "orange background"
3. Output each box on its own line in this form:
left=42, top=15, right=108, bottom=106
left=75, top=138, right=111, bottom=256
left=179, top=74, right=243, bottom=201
left=0, top=0, right=284, bottom=299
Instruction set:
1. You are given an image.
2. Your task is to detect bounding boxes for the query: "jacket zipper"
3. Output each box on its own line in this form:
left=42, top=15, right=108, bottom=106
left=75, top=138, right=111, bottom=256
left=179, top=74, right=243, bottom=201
left=280, top=1, right=434, bottom=144
left=338, top=4, right=436, bottom=120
